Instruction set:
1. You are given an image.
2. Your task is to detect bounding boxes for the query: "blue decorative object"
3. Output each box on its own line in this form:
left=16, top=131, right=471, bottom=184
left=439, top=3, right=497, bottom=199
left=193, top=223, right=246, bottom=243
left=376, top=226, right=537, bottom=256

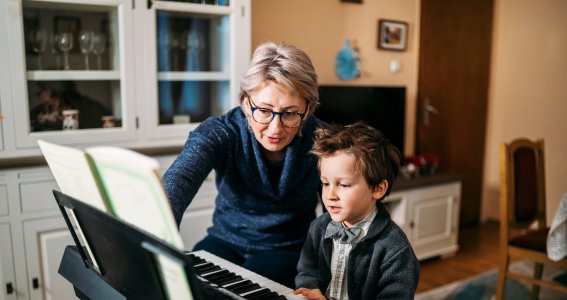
left=335, top=39, right=360, bottom=81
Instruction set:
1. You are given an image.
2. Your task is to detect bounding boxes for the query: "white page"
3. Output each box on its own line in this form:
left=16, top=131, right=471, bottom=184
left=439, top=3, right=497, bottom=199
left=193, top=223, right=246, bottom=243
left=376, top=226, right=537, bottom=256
left=85, top=146, right=184, bottom=249
left=38, top=140, right=108, bottom=212
left=38, top=140, right=104, bottom=269
left=155, top=254, right=194, bottom=300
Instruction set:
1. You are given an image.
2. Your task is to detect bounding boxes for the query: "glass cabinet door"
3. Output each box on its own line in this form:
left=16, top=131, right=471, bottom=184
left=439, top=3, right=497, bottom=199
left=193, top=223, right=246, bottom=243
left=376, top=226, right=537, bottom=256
left=142, top=0, right=240, bottom=140
left=8, top=0, right=136, bottom=148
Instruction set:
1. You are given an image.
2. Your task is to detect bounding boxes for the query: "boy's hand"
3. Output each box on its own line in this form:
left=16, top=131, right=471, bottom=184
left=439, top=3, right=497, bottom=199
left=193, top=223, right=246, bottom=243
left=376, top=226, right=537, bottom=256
left=293, top=287, right=326, bottom=300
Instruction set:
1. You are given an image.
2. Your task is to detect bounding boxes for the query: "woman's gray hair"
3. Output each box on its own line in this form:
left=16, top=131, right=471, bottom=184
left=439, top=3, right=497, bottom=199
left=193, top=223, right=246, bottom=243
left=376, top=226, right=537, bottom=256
left=239, top=42, right=319, bottom=118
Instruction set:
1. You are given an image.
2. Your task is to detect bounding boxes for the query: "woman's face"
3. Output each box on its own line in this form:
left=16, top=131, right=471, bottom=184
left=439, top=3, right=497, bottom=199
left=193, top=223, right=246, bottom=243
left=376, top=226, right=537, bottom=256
left=244, top=85, right=306, bottom=161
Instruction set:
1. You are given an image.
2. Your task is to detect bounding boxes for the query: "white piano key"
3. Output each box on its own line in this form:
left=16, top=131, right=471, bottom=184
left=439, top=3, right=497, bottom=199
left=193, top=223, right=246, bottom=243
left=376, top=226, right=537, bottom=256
left=191, top=250, right=307, bottom=299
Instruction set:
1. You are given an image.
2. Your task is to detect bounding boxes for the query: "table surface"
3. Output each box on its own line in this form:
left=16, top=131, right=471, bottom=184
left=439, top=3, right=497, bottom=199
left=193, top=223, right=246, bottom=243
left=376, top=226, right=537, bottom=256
left=394, top=173, right=464, bottom=192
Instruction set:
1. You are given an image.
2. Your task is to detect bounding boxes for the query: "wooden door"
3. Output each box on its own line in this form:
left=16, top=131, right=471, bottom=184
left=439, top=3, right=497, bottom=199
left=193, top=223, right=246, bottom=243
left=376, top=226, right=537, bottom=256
left=416, top=0, right=494, bottom=226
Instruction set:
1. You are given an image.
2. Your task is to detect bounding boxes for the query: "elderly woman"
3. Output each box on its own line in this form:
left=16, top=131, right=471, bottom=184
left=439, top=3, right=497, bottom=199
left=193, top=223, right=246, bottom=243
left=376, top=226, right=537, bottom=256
left=163, top=42, right=326, bottom=288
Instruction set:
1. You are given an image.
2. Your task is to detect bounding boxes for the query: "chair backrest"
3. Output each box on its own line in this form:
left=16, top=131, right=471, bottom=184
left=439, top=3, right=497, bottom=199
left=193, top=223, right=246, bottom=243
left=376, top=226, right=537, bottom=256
left=499, top=138, right=546, bottom=232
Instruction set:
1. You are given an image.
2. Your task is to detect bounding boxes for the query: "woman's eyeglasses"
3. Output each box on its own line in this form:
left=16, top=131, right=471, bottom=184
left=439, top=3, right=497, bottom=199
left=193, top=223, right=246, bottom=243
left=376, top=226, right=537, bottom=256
left=247, top=97, right=305, bottom=128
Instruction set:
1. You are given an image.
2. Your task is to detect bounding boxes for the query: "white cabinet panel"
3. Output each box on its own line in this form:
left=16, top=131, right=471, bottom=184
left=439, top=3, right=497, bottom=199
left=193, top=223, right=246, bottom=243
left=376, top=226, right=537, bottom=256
left=19, top=181, right=60, bottom=213
left=1, top=223, right=17, bottom=300
left=0, top=185, right=8, bottom=217
left=383, top=191, right=408, bottom=230
left=384, top=180, right=461, bottom=261
left=412, top=195, right=453, bottom=242
left=23, top=217, right=75, bottom=300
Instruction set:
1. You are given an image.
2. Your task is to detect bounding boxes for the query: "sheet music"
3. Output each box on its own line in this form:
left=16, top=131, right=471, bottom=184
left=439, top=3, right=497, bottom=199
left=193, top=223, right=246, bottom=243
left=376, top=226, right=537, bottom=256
left=38, top=140, right=105, bottom=270
left=38, top=140, right=108, bottom=212
left=85, top=146, right=184, bottom=248
left=41, top=142, right=193, bottom=298
left=86, top=147, right=192, bottom=299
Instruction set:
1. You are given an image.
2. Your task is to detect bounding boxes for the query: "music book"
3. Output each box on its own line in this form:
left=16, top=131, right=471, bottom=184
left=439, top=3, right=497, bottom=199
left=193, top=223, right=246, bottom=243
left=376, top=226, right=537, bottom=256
left=38, top=140, right=193, bottom=300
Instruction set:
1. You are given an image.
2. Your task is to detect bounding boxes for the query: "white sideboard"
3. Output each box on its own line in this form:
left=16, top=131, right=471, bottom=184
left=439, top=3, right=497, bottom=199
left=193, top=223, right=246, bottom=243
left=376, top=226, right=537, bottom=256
left=384, top=174, right=462, bottom=260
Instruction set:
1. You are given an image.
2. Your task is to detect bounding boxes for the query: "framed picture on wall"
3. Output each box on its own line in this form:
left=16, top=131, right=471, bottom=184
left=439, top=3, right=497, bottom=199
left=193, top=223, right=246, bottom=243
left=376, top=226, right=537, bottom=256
left=378, top=19, right=408, bottom=51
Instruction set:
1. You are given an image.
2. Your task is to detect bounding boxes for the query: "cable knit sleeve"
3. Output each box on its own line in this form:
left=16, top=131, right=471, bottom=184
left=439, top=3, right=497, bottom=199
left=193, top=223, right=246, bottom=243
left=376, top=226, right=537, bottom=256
left=162, top=117, right=231, bottom=225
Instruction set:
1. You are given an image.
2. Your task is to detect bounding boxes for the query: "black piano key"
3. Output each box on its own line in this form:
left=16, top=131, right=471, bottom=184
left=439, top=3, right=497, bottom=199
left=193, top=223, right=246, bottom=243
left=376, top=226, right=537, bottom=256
left=202, top=269, right=229, bottom=280
left=196, top=265, right=221, bottom=275
left=206, top=272, right=236, bottom=284
left=243, top=289, right=276, bottom=300
left=193, top=262, right=214, bottom=270
left=232, top=283, right=261, bottom=294
left=225, top=279, right=252, bottom=290
left=200, top=269, right=224, bottom=279
left=189, top=257, right=206, bottom=265
left=218, top=275, right=244, bottom=286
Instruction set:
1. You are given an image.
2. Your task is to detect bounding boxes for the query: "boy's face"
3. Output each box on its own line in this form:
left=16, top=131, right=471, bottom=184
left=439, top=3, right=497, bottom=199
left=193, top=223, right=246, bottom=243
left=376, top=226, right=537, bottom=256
left=319, top=151, right=387, bottom=227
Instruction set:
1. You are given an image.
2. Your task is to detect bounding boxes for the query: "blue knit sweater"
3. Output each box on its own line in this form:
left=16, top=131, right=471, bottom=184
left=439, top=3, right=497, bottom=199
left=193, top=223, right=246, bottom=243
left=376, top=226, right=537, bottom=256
left=163, top=107, right=325, bottom=251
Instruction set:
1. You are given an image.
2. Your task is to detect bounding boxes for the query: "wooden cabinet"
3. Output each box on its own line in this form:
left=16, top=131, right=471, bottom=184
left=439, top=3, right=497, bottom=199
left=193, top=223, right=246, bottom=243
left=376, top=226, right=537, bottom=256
left=384, top=176, right=462, bottom=260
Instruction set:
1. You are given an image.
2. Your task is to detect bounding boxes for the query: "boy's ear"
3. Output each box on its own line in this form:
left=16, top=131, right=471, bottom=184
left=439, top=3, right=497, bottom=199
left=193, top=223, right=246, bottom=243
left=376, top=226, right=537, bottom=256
left=372, top=180, right=388, bottom=200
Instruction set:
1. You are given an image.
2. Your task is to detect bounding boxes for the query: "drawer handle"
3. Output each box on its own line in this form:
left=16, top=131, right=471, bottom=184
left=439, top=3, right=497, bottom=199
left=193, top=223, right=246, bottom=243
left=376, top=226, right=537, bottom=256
left=32, top=277, right=39, bottom=289
left=6, top=282, right=14, bottom=294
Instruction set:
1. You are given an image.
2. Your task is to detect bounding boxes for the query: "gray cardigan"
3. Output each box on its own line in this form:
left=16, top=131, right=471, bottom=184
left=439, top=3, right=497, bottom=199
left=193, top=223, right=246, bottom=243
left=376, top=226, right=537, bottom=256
left=163, top=107, right=324, bottom=251
left=295, top=202, right=420, bottom=299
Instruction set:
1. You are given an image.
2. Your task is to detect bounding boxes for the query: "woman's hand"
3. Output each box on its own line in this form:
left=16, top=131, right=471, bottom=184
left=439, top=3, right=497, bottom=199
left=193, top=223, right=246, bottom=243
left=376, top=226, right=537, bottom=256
left=293, top=287, right=326, bottom=300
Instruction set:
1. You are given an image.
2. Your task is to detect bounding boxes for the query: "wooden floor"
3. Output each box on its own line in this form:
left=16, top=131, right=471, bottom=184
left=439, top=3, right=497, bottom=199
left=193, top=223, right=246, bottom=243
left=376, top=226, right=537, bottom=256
left=416, top=221, right=501, bottom=293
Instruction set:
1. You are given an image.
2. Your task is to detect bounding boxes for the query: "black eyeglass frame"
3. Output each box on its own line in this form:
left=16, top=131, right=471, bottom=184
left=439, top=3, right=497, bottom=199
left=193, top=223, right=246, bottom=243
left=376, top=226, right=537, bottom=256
left=247, top=97, right=306, bottom=128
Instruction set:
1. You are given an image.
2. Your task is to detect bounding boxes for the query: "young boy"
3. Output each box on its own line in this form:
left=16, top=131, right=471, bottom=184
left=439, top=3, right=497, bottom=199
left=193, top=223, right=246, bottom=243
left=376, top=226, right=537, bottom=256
left=294, top=122, right=420, bottom=299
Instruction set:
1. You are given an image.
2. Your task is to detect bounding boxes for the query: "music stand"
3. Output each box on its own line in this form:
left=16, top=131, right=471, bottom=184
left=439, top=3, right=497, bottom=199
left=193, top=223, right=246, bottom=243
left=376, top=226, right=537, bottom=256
left=54, top=190, right=209, bottom=300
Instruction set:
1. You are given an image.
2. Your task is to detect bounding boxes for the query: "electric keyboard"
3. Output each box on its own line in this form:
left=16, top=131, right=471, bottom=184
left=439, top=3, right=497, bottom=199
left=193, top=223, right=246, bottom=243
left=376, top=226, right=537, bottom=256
left=189, top=250, right=307, bottom=300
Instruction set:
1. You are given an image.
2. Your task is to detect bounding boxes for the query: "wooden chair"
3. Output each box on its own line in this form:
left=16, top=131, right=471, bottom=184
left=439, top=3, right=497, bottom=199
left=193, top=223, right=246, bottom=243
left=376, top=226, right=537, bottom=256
left=496, top=138, right=567, bottom=300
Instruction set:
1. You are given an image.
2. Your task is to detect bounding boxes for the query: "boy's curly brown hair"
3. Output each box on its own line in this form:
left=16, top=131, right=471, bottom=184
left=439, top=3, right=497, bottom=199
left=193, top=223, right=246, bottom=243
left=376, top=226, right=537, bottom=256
left=311, top=121, right=401, bottom=199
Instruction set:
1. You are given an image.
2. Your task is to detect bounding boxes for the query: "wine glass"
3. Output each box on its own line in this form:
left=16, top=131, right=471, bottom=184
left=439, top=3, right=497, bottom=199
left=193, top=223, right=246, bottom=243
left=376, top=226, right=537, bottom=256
left=79, top=31, right=95, bottom=70
left=92, top=33, right=107, bottom=70
left=28, top=29, right=47, bottom=70
left=49, top=32, right=61, bottom=70
left=56, top=32, right=73, bottom=70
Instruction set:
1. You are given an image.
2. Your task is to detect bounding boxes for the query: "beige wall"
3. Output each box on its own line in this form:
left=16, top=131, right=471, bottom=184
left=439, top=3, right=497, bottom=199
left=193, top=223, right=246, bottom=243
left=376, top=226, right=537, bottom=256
left=251, top=0, right=420, bottom=156
left=482, top=0, right=567, bottom=223
left=251, top=0, right=567, bottom=223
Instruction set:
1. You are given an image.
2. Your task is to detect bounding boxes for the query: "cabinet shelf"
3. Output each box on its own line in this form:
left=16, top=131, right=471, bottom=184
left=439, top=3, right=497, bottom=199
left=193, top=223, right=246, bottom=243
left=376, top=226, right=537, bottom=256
left=157, top=71, right=230, bottom=81
left=154, top=1, right=233, bottom=15
left=26, top=70, right=121, bottom=81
